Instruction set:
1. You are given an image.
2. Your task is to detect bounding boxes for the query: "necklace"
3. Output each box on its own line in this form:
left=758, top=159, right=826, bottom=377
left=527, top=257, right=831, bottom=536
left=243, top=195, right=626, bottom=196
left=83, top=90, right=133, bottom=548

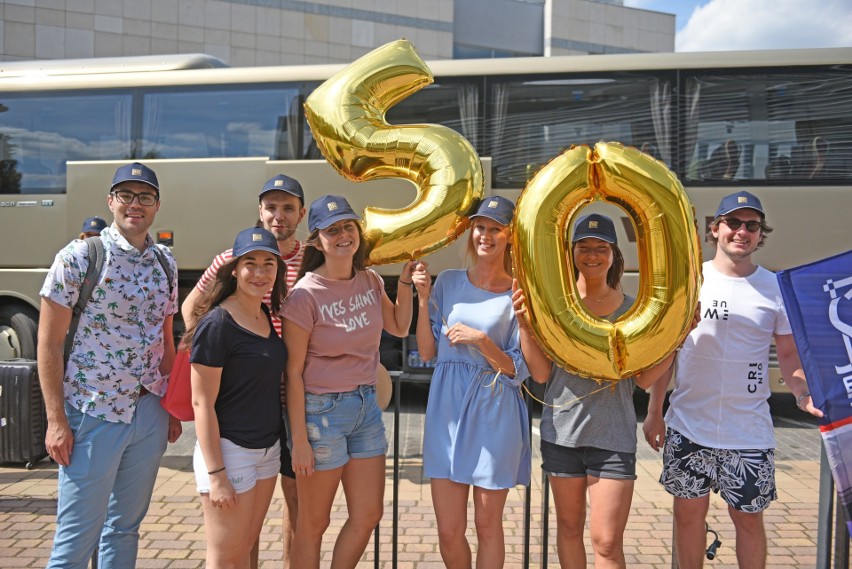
left=468, top=269, right=510, bottom=292
left=584, top=289, right=612, bottom=303
left=224, top=297, right=263, bottom=320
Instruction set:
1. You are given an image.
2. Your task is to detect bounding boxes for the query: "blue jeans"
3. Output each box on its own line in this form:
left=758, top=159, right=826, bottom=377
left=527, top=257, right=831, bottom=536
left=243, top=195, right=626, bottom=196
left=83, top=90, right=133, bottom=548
left=47, top=394, right=169, bottom=569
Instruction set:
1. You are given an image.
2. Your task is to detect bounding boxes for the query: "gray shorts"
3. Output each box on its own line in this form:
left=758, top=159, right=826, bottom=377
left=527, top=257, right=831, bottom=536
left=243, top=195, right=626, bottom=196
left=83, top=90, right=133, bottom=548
left=660, top=427, right=777, bottom=513
left=541, top=439, right=637, bottom=480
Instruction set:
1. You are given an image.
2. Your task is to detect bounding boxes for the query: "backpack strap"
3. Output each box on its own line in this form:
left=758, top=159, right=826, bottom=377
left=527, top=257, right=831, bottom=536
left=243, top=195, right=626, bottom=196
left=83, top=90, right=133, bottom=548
left=64, top=237, right=105, bottom=368
left=62, top=239, right=175, bottom=369
left=150, top=245, right=175, bottom=297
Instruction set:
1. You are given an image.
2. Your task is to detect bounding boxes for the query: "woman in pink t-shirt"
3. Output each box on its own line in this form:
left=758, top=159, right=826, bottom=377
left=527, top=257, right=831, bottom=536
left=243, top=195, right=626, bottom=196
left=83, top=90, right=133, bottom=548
left=281, top=195, right=414, bottom=569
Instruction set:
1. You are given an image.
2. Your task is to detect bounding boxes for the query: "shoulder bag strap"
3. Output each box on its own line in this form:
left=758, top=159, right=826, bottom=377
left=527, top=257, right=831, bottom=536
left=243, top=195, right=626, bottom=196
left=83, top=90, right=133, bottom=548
left=64, top=237, right=105, bottom=368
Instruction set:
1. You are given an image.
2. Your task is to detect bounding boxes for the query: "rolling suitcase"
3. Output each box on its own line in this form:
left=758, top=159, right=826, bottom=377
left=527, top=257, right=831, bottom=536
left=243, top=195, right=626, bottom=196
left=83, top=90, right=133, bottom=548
left=0, top=359, right=48, bottom=469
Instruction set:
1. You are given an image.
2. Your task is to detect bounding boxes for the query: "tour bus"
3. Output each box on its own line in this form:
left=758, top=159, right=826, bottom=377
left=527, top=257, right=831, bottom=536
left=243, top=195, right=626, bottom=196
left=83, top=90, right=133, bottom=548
left=1, top=48, right=850, bottom=391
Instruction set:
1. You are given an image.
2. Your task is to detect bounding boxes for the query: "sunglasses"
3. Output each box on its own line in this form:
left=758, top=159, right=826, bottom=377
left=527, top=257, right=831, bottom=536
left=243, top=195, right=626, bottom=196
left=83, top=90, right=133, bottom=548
left=720, top=217, right=763, bottom=232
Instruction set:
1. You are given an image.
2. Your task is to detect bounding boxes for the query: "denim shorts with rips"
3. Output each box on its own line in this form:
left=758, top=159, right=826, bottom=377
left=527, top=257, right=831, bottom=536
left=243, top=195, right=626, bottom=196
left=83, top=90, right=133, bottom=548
left=297, top=384, right=388, bottom=471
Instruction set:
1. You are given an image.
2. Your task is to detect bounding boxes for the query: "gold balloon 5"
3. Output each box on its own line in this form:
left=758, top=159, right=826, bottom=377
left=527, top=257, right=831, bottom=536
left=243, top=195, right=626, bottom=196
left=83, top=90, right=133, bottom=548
left=513, top=142, right=702, bottom=381
left=303, top=39, right=484, bottom=265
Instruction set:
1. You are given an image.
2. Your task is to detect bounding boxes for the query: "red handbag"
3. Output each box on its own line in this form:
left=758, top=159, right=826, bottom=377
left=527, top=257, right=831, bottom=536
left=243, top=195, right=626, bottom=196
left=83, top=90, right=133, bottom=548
left=160, top=349, right=194, bottom=421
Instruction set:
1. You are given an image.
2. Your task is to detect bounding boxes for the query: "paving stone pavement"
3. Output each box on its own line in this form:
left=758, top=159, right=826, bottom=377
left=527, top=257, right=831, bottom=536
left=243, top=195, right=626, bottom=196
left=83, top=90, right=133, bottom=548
left=0, top=391, right=828, bottom=568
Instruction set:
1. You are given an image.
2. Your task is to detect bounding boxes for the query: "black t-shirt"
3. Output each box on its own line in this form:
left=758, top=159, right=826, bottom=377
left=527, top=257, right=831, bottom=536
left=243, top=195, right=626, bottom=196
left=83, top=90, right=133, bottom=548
left=191, top=305, right=285, bottom=449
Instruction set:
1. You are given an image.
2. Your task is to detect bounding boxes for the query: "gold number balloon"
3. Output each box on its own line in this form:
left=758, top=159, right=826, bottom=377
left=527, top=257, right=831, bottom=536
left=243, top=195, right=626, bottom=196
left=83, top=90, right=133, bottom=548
left=304, top=39, right=484, bottom=265
left=513, top=142, right=702, bottom=381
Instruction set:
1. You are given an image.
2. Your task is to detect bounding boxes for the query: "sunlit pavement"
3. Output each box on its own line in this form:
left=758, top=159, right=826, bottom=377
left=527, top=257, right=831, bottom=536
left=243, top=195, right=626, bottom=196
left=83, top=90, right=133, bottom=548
left=0, top=389, right=824, bottom=568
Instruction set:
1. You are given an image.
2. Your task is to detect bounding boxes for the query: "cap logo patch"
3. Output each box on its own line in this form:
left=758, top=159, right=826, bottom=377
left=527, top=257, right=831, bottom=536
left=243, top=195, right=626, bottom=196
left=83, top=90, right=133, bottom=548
left=132, top=168, right=142, bottom=176
left=252, top=233, right=263, bottom=242
left=589, top=221, right=598, bottom=228
left=327, top=202, right=338, bottom=211
left=738, top=196, right=748, bottom=203
left=89, top=221, right=98, bottom=227
left=487, top=200, right=499, bottom=208
left=274, top=180, right=284, bottom=187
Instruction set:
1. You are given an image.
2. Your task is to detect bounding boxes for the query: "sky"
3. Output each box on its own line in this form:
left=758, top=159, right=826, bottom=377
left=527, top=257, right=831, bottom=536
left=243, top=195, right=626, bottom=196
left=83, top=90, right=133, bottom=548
left=623, top=0, right=852, bottom=52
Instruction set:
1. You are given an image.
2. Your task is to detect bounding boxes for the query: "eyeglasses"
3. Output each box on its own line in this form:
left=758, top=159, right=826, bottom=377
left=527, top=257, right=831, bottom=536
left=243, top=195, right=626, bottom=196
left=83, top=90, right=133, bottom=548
left=111, top=190, right=158, bottom=206
left=720, top=217, right=763, bottom=232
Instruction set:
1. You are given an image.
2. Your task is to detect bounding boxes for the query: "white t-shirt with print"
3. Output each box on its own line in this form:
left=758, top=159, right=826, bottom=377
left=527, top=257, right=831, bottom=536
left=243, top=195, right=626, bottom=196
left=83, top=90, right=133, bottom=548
left=665, top=261, right=792, bottom=450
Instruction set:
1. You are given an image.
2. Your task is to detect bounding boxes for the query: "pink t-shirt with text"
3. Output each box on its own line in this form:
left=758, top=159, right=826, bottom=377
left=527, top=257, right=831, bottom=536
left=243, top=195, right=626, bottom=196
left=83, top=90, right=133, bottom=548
left=282, top=270, right=384, bottom=394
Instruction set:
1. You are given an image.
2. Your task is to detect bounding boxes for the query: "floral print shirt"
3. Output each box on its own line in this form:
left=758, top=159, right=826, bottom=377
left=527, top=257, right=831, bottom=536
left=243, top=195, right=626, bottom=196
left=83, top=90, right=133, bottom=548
left=40, top=225, right=178, bottom=423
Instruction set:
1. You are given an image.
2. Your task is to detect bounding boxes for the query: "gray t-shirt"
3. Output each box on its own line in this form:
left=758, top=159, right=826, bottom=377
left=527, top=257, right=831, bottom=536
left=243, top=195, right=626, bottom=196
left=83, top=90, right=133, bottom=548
left=540, top=296, right=638, bottom=454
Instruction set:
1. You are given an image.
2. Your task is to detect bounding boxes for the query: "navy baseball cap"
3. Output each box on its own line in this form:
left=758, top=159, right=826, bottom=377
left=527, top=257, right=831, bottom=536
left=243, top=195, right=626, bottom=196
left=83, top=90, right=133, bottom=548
left=232, top=227, right=280, bottom=258
left=259, top=174, right=304, bottom=204
left=470, top=196, right=515, bottom=226
left=111, top=162, right=159, bottom=192
left=308, top=195, right=361, bottom=232
left=572, top=213, right=617, bottom=244
left=715, top=191, right=764, bottom=217
left=81, top=216, right=107, bottom=234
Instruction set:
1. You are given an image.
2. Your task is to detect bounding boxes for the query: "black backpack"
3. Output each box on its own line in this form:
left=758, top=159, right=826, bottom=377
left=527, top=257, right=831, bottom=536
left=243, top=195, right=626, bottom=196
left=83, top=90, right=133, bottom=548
left=63, top=236, right=174, bottom=368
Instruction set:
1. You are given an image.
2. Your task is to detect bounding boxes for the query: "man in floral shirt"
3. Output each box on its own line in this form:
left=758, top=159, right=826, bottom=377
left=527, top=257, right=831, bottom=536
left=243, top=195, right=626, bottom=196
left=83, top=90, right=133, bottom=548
left=37, top=162, right=181, bottom=569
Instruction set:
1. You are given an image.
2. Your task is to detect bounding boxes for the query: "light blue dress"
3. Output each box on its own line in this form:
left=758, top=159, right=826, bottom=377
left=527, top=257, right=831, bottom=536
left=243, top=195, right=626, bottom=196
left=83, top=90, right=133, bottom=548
left=423, top=269, right=531, bottom=489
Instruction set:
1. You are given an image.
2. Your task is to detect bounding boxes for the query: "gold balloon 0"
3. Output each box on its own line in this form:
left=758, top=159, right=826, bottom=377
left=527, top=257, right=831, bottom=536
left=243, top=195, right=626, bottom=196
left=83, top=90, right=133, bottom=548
left=303, top=39, right=484, bottom=265
left=513, top=142, right=702, bottom=381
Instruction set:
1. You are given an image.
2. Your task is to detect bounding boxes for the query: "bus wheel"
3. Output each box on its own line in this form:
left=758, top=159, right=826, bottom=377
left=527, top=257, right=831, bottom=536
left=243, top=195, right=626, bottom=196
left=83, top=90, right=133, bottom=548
left=0, top=304, right=38, bottom=361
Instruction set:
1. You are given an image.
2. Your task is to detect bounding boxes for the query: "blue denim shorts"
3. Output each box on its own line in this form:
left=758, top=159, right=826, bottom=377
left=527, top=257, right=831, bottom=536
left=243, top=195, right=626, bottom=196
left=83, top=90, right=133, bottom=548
left=541, top=439, right=637, bottom=480
left=301, top=384, right=387, bottom=471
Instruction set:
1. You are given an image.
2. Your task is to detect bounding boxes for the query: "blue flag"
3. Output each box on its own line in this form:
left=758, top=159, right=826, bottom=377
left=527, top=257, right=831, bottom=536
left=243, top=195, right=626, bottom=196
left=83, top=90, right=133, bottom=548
left=777, top=249, right=852, bottom=534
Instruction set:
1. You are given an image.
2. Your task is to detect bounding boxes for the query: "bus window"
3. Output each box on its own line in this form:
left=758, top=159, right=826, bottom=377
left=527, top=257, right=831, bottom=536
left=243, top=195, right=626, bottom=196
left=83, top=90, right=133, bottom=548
left=0, top=92, right=132, bottom=194
left=385, top=80, right=484, bottom=156
left=683, top=70, right=852, bottom=183
left=485, top=73, right=671, bottom=188
left=140, top=86, right=306, bottom=160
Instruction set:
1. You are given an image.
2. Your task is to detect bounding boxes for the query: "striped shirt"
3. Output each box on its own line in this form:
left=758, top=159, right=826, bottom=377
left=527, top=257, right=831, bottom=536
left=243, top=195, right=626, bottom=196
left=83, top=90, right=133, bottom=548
left=195, top=240, right=304, bottom=338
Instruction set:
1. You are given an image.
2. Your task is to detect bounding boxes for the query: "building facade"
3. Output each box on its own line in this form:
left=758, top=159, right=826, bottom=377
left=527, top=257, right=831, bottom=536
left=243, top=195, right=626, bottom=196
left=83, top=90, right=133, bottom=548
left=1, top=0, right=674, bottom=65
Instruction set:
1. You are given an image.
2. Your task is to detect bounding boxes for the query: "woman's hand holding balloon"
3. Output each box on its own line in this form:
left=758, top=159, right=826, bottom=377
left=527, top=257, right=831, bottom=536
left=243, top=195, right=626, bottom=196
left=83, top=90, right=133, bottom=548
left=511, top=279, right=530, bottom=326
left=411, top=261, right=432, bottom=300
left=513, top=279, right=553, bottom=383
left=399, top=259, right=417, bottom=285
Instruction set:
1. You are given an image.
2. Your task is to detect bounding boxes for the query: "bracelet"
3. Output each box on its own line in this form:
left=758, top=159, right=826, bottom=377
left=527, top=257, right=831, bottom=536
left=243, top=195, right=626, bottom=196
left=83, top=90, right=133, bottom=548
left=795, top=391, right=810, bottom=409
left=399, top=280, right=413, bottom=286
left=208, top=466, right=226, bottom=475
